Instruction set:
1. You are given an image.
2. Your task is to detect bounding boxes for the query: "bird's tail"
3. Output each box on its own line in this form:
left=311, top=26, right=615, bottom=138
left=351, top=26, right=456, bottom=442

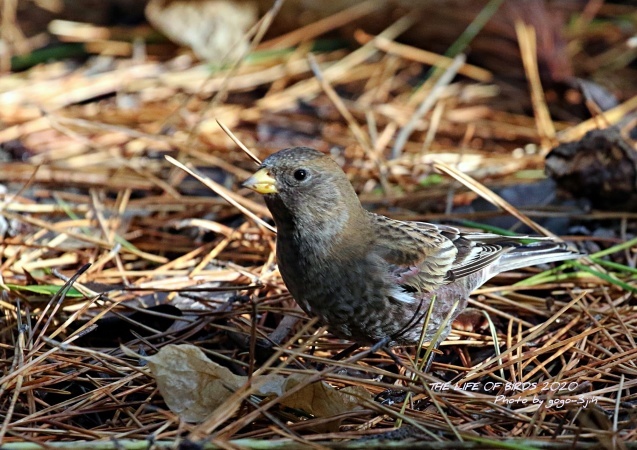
left=492, top=241, right=582, bottom=276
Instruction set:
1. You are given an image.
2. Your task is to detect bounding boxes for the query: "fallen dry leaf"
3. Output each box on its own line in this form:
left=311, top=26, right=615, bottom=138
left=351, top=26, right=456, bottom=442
left=144, top=343, right=249, bottom=422
left=145, top=0, right=258, bottom=62
left=142, top=344, right=371, bottom=430
left=279, top=376, right=371, bottom=429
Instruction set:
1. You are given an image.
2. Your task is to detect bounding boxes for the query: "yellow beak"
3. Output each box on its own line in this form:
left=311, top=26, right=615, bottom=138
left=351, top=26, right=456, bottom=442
left=243, top=168, right=278, bottom=194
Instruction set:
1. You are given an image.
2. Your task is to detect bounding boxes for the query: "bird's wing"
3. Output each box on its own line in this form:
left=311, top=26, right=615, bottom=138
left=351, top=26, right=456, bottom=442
left=370, top=214, right=513, bottom=292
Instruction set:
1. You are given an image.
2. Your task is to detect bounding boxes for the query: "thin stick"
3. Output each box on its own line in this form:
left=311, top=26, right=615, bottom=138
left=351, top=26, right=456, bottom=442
left=217, top=120, right=261, bottom=165
left=515, top=20, right=556, bottom=150
left=260, top=0, right=385, bottom=50
left=307, top=54, right=371, bottom=151
left=433, top=159, right=555, bottom=237
left=391, top=54, right=466, bottom=159
left=165, top=156, right=275, bottom=233
left=356, top=32, right=492, bottom=82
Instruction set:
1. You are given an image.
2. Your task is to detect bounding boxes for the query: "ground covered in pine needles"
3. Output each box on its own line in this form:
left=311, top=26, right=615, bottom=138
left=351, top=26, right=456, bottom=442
left=0, top=1, right=636, bottom=449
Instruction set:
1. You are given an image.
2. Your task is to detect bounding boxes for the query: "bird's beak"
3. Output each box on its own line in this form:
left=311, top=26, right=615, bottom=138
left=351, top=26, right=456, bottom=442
left=243, top=168, right=278, bottom=194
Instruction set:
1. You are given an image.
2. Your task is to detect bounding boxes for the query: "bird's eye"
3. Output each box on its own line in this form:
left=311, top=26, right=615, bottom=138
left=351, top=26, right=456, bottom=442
left=293, top=169, right=308, bottom=181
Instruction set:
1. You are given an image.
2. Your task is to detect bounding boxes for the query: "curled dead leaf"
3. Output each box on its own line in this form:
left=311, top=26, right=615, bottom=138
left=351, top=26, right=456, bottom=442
left=143, top=344, right=371, bottom=431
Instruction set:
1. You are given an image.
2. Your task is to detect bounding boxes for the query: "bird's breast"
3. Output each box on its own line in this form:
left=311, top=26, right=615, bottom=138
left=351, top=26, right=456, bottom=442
left=275, top=234, right=421, bottom=344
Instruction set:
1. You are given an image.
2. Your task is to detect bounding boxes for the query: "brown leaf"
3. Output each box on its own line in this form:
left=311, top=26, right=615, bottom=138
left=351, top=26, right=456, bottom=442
left=281, top=375, right=371, bottom=432
left=144, top=344, right=371, bottom=430
left=145, top=344, right=249, bottom=422
left=145, top=0, right=257, bottom=62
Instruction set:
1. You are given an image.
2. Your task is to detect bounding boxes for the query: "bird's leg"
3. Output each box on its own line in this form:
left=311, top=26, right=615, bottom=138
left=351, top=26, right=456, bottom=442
left=315, top=342, right=360, bottom=370
left=330, top=342, right=361, bottom=361
left=367, top=337, right=406, bottom=368
left=381, top=345, right=405, bottom=367
left=319, top=338, right=405, bottom=372
left=367, top=336, right=391, bottom=354
left=422, top=341, right=440, bottom=373
left=340, top=337, right=402, bottom=367
left=322, top=338, right=405, bottom=370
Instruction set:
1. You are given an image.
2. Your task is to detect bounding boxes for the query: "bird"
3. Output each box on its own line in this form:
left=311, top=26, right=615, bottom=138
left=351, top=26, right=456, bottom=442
left=243, top=147, right=582, bottom=348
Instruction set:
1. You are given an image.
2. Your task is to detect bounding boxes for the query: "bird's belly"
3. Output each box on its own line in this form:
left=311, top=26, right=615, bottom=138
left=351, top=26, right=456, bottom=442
left=277, top=246, right=477, bottom=346
left=287, top=270, right=474, bottom=347
left=286, top=269, right=422, bottom=345
left=279, top=263, right=382, bottom=339
left=300, top=293, right=409, bottom=345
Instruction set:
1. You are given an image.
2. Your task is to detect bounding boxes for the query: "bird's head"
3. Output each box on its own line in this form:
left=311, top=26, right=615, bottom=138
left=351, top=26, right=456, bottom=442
left=243, top=147, right=364, bottom=236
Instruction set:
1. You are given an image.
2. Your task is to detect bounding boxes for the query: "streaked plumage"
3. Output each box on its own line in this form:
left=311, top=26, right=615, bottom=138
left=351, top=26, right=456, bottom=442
left=243, top=147, right=582, bottom=346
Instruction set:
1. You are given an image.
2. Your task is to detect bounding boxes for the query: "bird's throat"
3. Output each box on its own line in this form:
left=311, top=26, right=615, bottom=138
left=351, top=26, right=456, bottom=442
left=266, top=194, right=352, bottom=253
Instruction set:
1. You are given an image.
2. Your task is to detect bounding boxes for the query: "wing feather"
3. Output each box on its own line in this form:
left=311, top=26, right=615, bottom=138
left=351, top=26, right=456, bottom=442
left=370, top=214, right=516, bottom=292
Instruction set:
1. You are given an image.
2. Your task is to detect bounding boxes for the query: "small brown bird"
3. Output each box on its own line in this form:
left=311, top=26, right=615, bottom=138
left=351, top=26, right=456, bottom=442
left=243, top=147, right=581, bottom=347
